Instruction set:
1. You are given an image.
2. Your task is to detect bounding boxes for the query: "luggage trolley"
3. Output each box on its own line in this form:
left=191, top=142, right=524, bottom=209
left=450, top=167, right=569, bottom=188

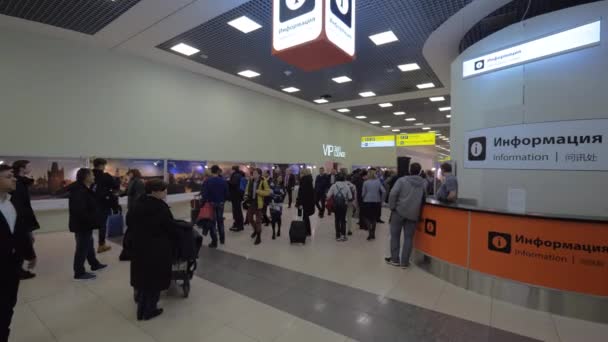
left=171, top=221, right=203, bottom=298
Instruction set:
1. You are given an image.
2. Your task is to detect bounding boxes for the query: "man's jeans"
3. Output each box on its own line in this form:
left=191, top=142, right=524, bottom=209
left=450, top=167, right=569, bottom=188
left=210, top=203, right=225, bottom=243
left=97, top=207, right=111, bottom=246
left=74, top=230, right=101, bottom=276
left=389, top=212, right=418, bottom=266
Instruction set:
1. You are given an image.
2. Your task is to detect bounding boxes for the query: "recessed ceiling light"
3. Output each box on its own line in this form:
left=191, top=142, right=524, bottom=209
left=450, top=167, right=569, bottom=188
left=170, top=43, right=200, bottom=56
left=393, top=111, right=406, bottom=116
left=337, top=108, right=350, bottom=113
left=370, top=121, right=381, bottom=125
left=359, top=91, right=376, bottom=98
left=392, top=129, right=401, bottom=132
left=379, top=103, right=393, bottom=108
left=446, top=114, right=452, bottom=118
left=417, top=83, right=435, bottom=89
left=436, top=133, right=441, bottom=136
left=422, top=127, right=431, bottom=130
left=332, top=76, right=352, bottom=83
left=282, top=87, right=300, bottom=93
left=355, top=116, right=367, bottom=119
left=430, top=96, right=445, bottom=102
left=314, top=98, right=329, bottom=104
left=369, top=30, right=399, bottom=46
left=228, top=16, right=262, bottom=33
left=405, top=118, right=416, bottom=121
left=382, top=125, right=391, bottom=128
left=415, top=123, right=424, bottom=126
left=398, top=63, right=420, bottom=72
left=439, top=107, right=452, bottom=111
left=238, top=70, right=260, bottom=78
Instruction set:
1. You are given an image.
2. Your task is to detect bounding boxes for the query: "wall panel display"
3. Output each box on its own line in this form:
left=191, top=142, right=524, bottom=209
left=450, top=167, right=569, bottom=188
left=167, top=160, right=207, bottom=194
left=0, top=156, right=86, bottom=199
left=464, top=119, right=608, bottom=171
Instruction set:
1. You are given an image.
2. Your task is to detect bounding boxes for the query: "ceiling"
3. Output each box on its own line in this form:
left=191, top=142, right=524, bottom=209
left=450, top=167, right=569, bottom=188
left=0, top=0, right=594, bottom=160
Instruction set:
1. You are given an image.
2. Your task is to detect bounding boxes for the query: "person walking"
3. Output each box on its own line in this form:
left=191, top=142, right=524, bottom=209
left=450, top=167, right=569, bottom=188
left=352, top=169, right=367, bottom=230
left=283, top=168, right=296, bottom=208
left=92, top=158, right=120, bottom=253
left=229, top=166, right=245, bottom=232
left=326, top=173, right=352, bottom=241
left=244, top=169, right=270, bottom=245
left=296, top=168, right=315, bottom=236
left=125, top=169, right=146, bottom=212
left=262, top=170, right=272, bottom=226
left=1, top=164, right=37, bottom=342
left=387, top=163, right=426, bottom=268
left=345, top=174, right=358, bottom=236
left=69, top=168, right=107, bottom=280
left=362, top=168, right=385, bottom=241
left=127, top=179, right=178, bottom=321
left=10, top=160, right=40, bottom=280
left=269, top=178, right=285, bottom=239
left=314, top=167, right=331, bottom=218
left=201, top=165, right=229, bottom=248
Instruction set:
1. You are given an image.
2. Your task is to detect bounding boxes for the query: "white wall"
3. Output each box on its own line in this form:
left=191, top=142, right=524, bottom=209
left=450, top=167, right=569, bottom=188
left=0, top=28, right=395, bottom=169
left=451, top=1, right=608, bottom=216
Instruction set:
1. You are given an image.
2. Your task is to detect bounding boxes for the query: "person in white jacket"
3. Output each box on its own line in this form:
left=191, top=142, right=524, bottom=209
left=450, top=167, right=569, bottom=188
left=327, top=173, right=353, bottom=242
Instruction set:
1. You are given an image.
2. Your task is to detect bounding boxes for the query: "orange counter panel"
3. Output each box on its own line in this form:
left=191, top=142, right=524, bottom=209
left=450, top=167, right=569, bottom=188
left=414, top=205, right=469, bottom=268
left=470, top=212, right=608, bottom=296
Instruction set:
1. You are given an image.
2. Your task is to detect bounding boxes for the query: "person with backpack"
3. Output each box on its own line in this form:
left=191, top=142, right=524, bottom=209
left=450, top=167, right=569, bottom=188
left=268, top=178, right=285, bottom=239
left=326, top=173, right=352, bottom=242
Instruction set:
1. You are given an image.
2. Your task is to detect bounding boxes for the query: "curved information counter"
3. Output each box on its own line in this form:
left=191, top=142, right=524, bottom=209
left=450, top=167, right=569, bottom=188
left=413, top=199, right=608, bottom=323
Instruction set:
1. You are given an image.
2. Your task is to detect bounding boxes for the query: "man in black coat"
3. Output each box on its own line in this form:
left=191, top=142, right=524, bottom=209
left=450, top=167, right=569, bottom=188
left=69, top=168, right=107, bottom=281
left=228, top=166, right=244, bottom=232
left=283, top=168, right=296, bottom=208
left=127, top=179, right=178, bottom=321
left=91, top=158, right=120, bottom=254
left=0, top=164, right=36, bottom=342
left=314, top=167, right=331, bottom=218
left=10, top=160, right=40, bottom=280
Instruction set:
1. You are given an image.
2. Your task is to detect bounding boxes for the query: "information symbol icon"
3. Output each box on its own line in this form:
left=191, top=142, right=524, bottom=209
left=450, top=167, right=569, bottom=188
left=335, top=0, right=349, bottom=14
left=286, top=0, right=306, bottom=10
left=471, top=142, right=483, bottom=157
left=468, top=137, right=486, bottom=161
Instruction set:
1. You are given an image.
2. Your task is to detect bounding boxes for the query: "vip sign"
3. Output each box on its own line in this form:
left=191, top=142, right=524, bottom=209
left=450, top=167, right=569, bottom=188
left=323, top=144, right=346, bottom=158
left=273, top=0, right=356, bottom=71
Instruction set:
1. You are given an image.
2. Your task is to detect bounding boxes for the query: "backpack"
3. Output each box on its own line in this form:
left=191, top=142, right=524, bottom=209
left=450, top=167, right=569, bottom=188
left=334, top=186, right=347, bottom=209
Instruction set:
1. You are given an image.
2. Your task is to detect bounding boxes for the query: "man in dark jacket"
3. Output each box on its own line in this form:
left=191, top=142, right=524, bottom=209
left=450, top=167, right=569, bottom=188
left=69, top=168, right=107, bottom=280
left=283, top=168, right=296, bottom=208
left=201, top=165, right=229, bottom=248
left=92, top=158, right=119, bottom=254
left=127, top=179, right=178, bottom=321
left=314, top=167, right=331, bottom=218
left=0, top=164, right=36, bottom=342
left=228, top=166, right=244, bottom=232
left=10, top=160, right=40, bottom=280
left=352, top=169, right=368, bottom=229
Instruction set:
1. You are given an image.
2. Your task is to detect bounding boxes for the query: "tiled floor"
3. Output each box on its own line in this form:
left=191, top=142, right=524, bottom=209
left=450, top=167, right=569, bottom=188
left=10, top=206, right=608, bottom=342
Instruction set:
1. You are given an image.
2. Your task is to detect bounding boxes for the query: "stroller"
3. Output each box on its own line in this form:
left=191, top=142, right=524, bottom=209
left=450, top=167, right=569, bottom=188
left=171, top=220, right=203, bottom=298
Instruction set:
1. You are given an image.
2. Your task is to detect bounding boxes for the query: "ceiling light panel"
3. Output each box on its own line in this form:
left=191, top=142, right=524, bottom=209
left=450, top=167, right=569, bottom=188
left=417, top=83, right=435, bottom=89
left=337, top=108, right=350, bottom=113
left=359, top=91, right=376, bottom=98
left=238, top=70, right=260, bottom=78
left=370, top=121, right=381, bottom=124
left=355, top=116, right=367, bottom=119
left=430, top=97, right=445, bottom=102
left=314, top=98, right=329, bottom=104
left=171, top=43, right=200, bottom=56
left=439, top=107, right=452, bottom=111
left=398, top=63, right=420, bottom=72
left=379, top=103, right=393, bottom=108
left=393, top=111, right=406, bottom=116
left=369, top=31, right=399, bottom=45
left=228, top=16, right=262, bottom=33
left=282, top=87, right=300, bottom=93
left=332, top=76, right=352, bottom=83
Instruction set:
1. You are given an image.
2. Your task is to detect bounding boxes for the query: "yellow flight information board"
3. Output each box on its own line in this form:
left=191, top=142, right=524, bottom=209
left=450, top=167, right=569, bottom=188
left=396, top=132, right=436, bottom=146
left=361, top=135, right=395, bottom=148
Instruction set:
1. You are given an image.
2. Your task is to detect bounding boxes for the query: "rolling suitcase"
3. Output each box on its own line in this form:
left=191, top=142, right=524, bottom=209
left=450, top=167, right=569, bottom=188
left=289, top=211, right=307, bottom=244
left=107, top=210, right=124, bottom=237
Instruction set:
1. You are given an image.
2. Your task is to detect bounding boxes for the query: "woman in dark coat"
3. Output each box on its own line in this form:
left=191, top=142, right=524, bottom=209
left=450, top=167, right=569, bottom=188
left=296, top=168, right=315, bottom=236
left=127, top=179, right=177, bottom=321
left=126, top=169, right=146, bottom=211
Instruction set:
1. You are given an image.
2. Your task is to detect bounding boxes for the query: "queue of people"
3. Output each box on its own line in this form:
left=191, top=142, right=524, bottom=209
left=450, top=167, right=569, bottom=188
left=1, top=159, right=459, bottom=339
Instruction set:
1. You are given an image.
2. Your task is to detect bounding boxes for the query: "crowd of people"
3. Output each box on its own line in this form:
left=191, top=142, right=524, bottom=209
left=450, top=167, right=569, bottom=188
left=1, top=159, right=458, bottom=339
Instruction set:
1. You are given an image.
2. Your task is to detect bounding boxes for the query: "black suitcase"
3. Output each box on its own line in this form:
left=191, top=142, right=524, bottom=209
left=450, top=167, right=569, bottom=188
left=289, top=220, right=307, bottom=244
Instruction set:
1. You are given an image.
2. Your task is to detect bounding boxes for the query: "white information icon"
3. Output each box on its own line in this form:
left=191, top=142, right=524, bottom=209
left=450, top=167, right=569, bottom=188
left=335, top=0, right=349, bottom=14
left=470, top=141, right=484, bottom=157
left=286, top=0, right=306, bottom=11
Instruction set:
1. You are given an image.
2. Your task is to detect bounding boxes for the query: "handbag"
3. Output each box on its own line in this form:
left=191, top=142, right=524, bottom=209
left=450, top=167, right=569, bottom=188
left=326, top=196, right=334, bottom=212
left=197, top=202, right=215, bottom=221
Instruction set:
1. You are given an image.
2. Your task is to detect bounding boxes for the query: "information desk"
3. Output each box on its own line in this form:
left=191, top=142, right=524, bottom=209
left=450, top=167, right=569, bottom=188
left=413, top=199, right=608, bottom=323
